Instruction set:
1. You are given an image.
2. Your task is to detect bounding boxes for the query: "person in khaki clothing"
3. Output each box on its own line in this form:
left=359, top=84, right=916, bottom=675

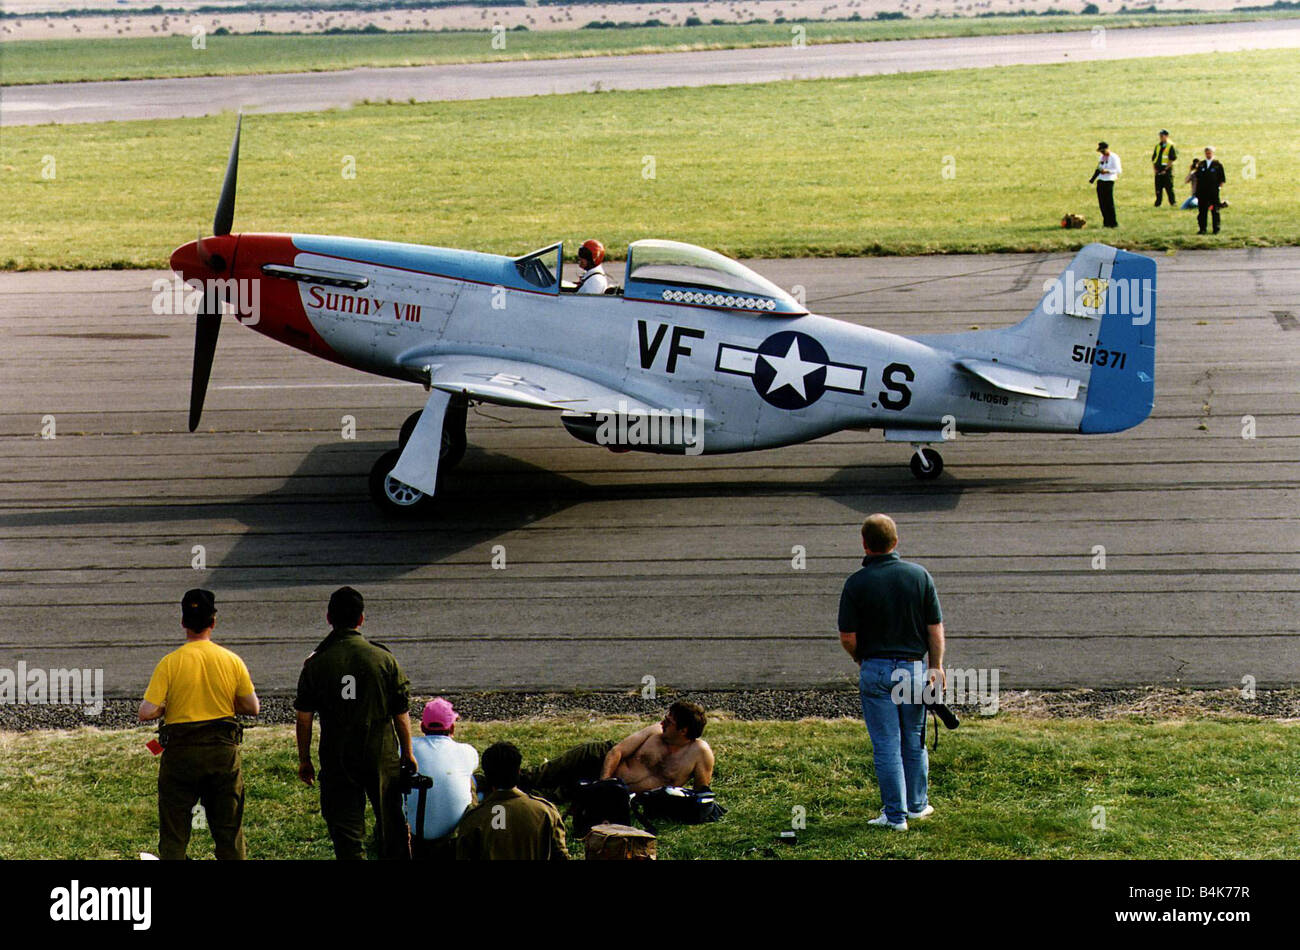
left=139, top=588, right=260, bottom=860
left=295, top=586, right=415, bottom=860
left=454, top=742, right=569, bottom=861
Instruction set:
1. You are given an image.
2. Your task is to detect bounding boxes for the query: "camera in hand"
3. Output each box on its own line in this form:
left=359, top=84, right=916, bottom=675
left=925, top=699, right=960, bottom=730
left=399, top=762, right=433, bottom=793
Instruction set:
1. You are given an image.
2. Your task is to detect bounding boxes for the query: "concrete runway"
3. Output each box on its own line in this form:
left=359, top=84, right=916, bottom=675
left=2, top=248, right=1297, bottom=697
left=5, top=20, right=1299, bottom=126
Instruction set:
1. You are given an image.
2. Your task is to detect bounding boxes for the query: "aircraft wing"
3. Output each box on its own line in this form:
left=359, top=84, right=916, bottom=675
left=400, top=353, right=674, bottom=415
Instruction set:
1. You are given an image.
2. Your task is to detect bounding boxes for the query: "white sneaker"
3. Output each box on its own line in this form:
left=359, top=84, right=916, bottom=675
left=907, top=805, right=935, bottom=821
left=868, top=811, right=908, bottom=831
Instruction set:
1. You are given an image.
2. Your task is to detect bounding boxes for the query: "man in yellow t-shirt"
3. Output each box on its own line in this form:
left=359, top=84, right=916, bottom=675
left=139, top=589, right=260, bottom=859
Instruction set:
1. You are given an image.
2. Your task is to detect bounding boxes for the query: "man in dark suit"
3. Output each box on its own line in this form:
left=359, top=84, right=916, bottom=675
left=1195, top=146, right=1227, bottom=235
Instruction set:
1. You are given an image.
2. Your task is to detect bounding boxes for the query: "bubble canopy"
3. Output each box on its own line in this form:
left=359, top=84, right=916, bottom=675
left=623, top=239, right=807, bottom=315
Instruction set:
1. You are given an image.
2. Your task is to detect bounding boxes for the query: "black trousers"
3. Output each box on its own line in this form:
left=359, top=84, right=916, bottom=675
left=1096, top=180, right=1117, bottom=227
left=1154, top=171, right=1175, bottom=206
left=1197, top=191, right=1221, bottom=232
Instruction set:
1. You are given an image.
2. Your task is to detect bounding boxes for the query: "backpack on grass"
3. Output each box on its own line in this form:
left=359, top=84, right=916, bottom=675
left=631, top=785, right=725, bottom=834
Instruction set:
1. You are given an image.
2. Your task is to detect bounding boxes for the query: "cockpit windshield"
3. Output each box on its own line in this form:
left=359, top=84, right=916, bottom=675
left=513, top=243, right=562, bottom=292
left=623, top=240, right=805, bottom=314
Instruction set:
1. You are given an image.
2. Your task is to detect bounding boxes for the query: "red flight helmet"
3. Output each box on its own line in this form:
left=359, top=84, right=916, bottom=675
left=579, top=239, right=605, bottom=267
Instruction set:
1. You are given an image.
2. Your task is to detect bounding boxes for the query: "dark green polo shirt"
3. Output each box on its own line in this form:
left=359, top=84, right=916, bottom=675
left=838, top=553, right=942, bottom=662
left=294, top=628, right=411, bottom=764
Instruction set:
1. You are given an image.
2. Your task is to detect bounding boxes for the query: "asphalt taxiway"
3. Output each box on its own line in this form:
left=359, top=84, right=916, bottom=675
left=2, top=247, right=1296, bottom=697
left=4, top=20, right=1298, bottom=126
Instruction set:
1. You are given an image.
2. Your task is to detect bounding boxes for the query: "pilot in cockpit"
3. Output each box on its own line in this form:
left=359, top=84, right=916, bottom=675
left=575, top=239, right=609, bottom=295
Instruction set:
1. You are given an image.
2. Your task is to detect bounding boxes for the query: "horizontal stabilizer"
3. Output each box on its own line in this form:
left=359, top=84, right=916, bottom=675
left=957, top=358, right=1081, bottom=400
left=883, top=428, right=946, bottom=443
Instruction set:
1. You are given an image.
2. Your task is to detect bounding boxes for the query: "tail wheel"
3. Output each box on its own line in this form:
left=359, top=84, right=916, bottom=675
left=909, top=447, right=944, bottom=481
left=369, top=448, right=433, bottom=515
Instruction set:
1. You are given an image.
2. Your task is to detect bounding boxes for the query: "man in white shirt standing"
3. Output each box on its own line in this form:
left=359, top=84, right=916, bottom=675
left=404, top=697, right=478, bottom=859
left=576, top=239, right=609, bottom=294
left=1094, top=141, right=1122, bottom=228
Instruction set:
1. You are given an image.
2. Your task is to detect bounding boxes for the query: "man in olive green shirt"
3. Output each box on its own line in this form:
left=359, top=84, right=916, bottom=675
left=295, top=587, right=415, bottom=860
left=455, top=742, right=569, bottom=861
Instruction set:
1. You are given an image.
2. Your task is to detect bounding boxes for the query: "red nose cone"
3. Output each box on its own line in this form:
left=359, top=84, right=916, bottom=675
left=170, top=234, right=237, bottom=281
left=170, top=240, right=202, bottom=280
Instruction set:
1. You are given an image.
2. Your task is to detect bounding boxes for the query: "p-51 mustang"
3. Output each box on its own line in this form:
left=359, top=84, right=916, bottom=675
left=172, top=119, right=1156, bottom=514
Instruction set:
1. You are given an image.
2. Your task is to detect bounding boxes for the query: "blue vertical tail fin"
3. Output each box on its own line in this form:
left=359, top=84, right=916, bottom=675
left=1078, top=249, right=1156, bottom=433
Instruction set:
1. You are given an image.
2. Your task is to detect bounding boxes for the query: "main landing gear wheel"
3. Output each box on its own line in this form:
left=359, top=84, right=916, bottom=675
left=909, top=447, right=944, bottom=481
left=398, top=402, right=468, bottom=472
left=398, top=410, right=422, bottom=449
left=369, top=448, right=433, bottom=515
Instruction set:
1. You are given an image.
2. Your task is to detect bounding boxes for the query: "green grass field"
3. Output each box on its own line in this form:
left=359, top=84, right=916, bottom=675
left=2, top=12, right=1296, bottom=85
left=3, top=49, right=1297, bottom=270
left=1, top=715, right=1296, bottom=859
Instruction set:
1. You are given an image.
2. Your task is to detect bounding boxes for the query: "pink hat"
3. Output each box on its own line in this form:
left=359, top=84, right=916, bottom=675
left=421, top=697, right=459, bottom=731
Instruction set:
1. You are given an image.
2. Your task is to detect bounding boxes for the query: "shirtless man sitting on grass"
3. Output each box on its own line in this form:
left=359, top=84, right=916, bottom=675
left=522, top=700, right=715, bottom=802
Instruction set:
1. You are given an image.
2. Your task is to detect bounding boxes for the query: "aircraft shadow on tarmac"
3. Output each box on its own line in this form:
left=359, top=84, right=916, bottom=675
left=3, top=441, right=1058, bottom=588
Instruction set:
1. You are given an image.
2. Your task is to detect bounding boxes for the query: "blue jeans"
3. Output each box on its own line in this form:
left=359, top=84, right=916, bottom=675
left=859, top=658, right=929, bottom=824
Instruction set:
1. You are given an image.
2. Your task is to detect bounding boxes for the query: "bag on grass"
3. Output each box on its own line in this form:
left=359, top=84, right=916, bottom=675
left=569, top=778, right=632, bottom=838
left=631, top=785, right=725, bottom=834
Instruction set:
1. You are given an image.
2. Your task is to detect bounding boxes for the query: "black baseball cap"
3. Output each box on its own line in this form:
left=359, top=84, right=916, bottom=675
left=328, top=586, right=365, bottom=625
left=181, top=588, right=216, bottom=628
left=1097, top=141, right=1109, bottom=150
left=1159, top=129, right=1170, bottom=135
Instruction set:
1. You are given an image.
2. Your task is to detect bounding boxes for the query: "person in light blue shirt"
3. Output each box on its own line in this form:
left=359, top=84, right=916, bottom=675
left=404, top=697, right=478, bottom=858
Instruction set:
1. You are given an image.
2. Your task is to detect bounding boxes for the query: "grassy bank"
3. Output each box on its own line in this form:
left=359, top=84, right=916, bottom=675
left=1, top=715, right=1297, bottom=859
left=3, top=11, right=1297, bottom=85
left=2, top=49, right=1297, bottom=269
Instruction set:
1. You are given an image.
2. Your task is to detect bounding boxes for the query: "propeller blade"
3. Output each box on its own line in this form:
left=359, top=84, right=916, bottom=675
left=188, top=305, right=222, bottom=432
left=195, top=228, right=219, bottom=272
left=213, top=113, right=242, bottom=237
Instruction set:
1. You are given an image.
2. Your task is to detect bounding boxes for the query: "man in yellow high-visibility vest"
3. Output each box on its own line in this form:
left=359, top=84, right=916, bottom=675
left=1151, top=130, right=1179, bottom=207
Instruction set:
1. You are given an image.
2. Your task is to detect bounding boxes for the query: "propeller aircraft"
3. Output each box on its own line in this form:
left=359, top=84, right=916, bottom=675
left=171, top=119, right=1157, bottom=514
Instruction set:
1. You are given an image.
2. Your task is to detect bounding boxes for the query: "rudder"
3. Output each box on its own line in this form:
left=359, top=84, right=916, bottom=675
left=1078, top=249, right=1156, bottom=433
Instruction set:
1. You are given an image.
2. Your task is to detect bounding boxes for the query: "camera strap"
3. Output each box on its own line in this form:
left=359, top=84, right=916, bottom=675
left=922, top=703, right=939, bottom=751
left=414, top=785, right=428, bottom=840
